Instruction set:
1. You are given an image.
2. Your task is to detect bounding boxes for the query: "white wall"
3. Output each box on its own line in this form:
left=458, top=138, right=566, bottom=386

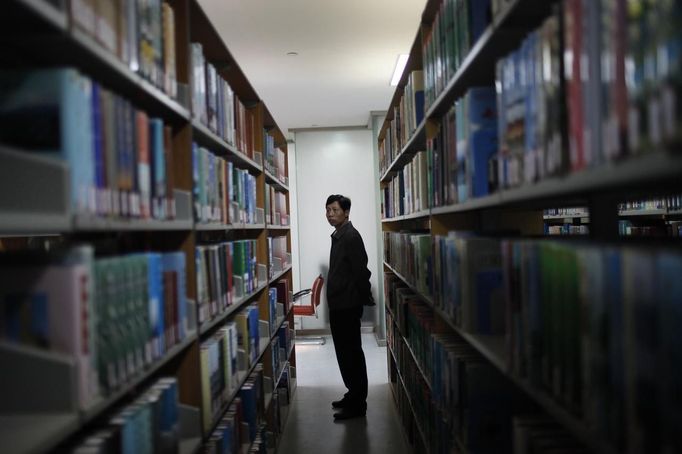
left=292, top=128, right=380, bottom=330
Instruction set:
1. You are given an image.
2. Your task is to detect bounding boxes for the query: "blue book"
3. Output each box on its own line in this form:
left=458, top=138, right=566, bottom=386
left=192, top=142, right=200, bottom=221
left=145, top=253, right=165, bottom=359
left=248, top=305, right=260, bottom=361
left=0, top=68, right=95, bottom=213
left=238, top=383, right=258, bottom=441
left=149, top=118, right=166, bottom=219
left=604, top=248, right=625, bottom=447
left=469, top=0, right=491, bottom=44
left=269, top=288, right=278, bottom=333
left=91, top=82, right=105, bottom=214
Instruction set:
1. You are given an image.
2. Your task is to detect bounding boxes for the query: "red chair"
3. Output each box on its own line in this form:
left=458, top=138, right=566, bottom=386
left=293, top=274, right=325, bottom=344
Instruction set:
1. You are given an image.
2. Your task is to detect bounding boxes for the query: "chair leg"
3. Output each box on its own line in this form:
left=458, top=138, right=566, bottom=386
left=295, top=336, right=326, bottom=345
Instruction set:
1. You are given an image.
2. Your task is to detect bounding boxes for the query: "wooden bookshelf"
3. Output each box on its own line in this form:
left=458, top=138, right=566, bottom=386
left=0, top=0, right=296, bottom=452
left=378, top=0, right=682, bottom=453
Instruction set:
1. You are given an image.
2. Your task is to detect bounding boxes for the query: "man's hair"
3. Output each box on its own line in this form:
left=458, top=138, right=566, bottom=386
left=326, top=194, right=351, bottom=211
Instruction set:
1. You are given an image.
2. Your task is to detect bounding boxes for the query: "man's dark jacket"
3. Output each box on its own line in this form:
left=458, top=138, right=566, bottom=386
left=327, top=221, right=375, bottom=310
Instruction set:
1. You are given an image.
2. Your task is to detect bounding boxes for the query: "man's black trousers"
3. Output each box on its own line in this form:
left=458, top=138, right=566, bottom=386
left=329, top=305, right=368, bottom=409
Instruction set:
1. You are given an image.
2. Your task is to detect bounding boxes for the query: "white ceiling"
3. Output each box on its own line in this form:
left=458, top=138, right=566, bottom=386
left=198, top=0, right=426, bottom=135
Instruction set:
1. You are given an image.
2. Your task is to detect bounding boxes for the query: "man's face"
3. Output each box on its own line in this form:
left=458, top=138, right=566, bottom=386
left=326, top=201, right=348, bottom=227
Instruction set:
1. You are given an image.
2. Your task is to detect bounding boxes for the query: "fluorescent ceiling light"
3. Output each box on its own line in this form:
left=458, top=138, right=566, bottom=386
left=390, top=54, right=409, bottom=86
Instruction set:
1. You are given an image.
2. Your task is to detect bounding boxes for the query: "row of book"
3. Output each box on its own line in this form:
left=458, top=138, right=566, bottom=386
left=71, top=377, right=180, bottom=453
left=545, top=224, right=589, bottom=236
left=430, top=86, right=498, bottom=208
left=619, top=193, right=682, bottom=213
left=387, top=294, right=592, bottom=454
left=387, top=310, right=522, bottom=454
left=263, top=134, right=288, bottom=185
left=265, top=184, right=289, bottom=226
left=496, top=1, right=682, bottom=190
left=383, top=231, right=433, bottom=298
left=619, top=220, right=682, bottom=238
left=70, top=0, right=178, bottom=99
left=381, top=151, right=429, bottom=218
left=192, top=144, right=259, bottom=225
left=199, top=304, right=261, bottom=431
left=267, top=236, right=290, bottom=279
left=388, top=230, right=682, bottom=452
left=0, top=246, right=189, bottom=410
left=204, top=363, right=264, bottom=452
left=379, top=70, right=426, bottom=174
left=422, top=0, right=491, bottom=111
left=501, top=240, right=682, bottom=453
left=271, top=322, right=293, bottom=381
left=543, top=207, right=589, bottom=218
left=191, top=42, right=257, bottom=159
left=0, top=68, right=177, bottom=219
left=390, top=230, right=682, bottom=453
left=94, top=251, right=188, bottom=394
left=195, top=240, right=259, bottom=325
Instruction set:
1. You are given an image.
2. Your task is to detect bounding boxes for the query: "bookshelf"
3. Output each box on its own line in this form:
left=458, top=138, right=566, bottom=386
left=379, top=1, right=682, bottom=454
left=0, top=1, right=296, bottom=453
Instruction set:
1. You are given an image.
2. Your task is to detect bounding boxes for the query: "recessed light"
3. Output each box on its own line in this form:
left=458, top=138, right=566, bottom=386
left=287, top=51, right=298, bottom=56
left=390, top=54, right=409, bottom=86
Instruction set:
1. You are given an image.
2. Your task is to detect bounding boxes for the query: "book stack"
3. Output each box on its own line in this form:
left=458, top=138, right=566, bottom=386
left=274, top=279, right=291, bottom=314
left=383, top=231, right=433, bottom=297
left=195, top=239, right=259, bottom=325
left=429, top=86, right=498, bottom=208
left=382, top=150, right=429, bottom=218
left=496, top=1, right=682, bottom=190
left=0, top=246, right=189, bottom=408
left=264, top=132, right=287, bottom=184
left=192, top=144, right=259, bottom=225
left=191, top=42, right=256, bottom=158
left=207, top=395, right=246, bottom=453
left=422, top=0, right=492, bottom=110
left=199, top=321, right=239, bottom=432
left=265, top=184, right=289, bottom=226
left=267, top=236, right=289, bottom=278
left=238, top=364, right=265, bottom=443
left=234, top=304, right=261, bottom=368
left=501, top=240, right=682, bottom=452
left=0, top=68, right=177, bottom=219
left=277, top=322, right=293, bottom=362
left=71, top=377, right=180, bottom=453
left=432, top=233, right=505, bottom=334
left=495, top=7, right=566, bottom=189
left=70, top=0, right=178, bottom=98
left=379, top=70, right=425, bottom=175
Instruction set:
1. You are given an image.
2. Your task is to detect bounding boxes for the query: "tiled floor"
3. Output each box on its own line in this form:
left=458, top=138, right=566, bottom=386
left=277, top=333, right=411, bottom=454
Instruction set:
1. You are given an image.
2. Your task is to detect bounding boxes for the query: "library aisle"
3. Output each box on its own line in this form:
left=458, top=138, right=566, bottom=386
left=278, top=334, right=410, bottom=454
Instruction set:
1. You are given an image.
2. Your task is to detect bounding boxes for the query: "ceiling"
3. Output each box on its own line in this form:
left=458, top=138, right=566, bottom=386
left=197, top=0, right=426, bottom=135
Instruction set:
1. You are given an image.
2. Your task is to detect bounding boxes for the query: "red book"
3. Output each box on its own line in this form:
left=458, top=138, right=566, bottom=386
left=136, top=110, right=151, bottom=218
left=565, top=0, right=585, bottom=171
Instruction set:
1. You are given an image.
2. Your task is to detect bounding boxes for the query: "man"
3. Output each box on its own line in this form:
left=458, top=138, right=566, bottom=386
left=325, top=194, right=375, bottom=420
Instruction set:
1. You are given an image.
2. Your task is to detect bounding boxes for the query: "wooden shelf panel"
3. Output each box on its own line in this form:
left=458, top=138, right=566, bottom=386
left=191, top=120, right=263, bottom=174
left=0, top=413, right=79, bottom=454
left=264, top=169, right=289, bottom=192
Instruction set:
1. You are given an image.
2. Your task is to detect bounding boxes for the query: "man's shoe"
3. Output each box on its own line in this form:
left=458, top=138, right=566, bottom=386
left=331, top=398, right=348, bottom=409
left=333, top=408, right=366, bottom=420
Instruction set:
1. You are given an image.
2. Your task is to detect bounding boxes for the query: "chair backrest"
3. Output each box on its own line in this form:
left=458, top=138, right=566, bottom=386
left=311, top=274, right=324, bottom=310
